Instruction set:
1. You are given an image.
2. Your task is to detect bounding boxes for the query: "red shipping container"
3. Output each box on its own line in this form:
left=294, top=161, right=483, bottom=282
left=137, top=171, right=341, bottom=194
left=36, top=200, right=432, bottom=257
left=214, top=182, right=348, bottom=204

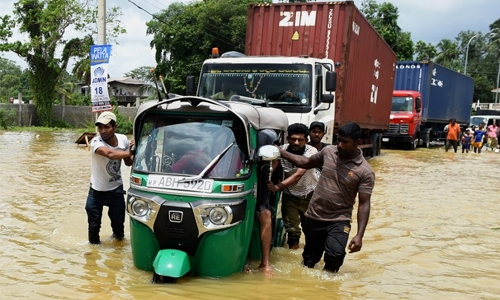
left=246, top=1, right=397, bottom=130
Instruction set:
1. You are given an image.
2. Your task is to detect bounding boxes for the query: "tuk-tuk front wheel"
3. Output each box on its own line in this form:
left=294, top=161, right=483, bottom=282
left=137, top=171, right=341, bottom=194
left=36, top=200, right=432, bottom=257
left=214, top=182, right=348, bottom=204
left=152, top=272, right=178, bottom=284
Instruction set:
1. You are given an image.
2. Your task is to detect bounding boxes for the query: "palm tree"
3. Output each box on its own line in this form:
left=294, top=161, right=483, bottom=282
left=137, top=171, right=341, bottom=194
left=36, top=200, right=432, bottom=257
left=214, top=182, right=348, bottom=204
left=435, top=39, right=459, bottom=67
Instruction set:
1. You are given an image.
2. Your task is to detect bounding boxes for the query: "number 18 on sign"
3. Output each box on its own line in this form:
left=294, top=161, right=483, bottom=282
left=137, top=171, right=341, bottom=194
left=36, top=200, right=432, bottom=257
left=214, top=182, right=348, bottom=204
left=90, top=45, right=112, bottom=113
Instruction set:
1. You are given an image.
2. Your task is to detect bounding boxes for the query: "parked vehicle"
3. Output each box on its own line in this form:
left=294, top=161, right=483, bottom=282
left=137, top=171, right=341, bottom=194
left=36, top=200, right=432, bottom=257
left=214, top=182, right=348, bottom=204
left=187, top=1, right=396, bottom=157
left=382, top=61, right=474, bottom=150
left=127, top=96, right=288, bottom=282
left=470, top=109, right=500, bottom=128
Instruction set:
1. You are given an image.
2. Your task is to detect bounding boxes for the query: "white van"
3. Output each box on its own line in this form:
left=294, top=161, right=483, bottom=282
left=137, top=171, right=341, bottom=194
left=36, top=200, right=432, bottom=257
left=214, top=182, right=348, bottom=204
left=471, top=109, right=500, bottom=126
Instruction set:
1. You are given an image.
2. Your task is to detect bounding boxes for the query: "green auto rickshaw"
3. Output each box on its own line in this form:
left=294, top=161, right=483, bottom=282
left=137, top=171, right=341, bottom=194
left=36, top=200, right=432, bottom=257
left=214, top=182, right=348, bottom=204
left=126, top=95, right=288, bottom=282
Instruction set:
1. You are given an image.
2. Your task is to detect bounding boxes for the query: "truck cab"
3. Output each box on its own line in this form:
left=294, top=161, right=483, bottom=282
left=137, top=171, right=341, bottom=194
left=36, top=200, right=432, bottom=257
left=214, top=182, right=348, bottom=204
left=382, top=90, right=423, bottom=150
left=187, top=54, right=336, bottom=140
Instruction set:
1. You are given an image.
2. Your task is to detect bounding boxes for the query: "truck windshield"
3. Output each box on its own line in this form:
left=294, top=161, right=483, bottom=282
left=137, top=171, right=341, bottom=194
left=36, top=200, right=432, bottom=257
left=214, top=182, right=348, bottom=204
left=133, top=116, right=247, bottom=179
left=391, top=96, right=413, bottom=112
left=198, top=63, right=312, bottom=107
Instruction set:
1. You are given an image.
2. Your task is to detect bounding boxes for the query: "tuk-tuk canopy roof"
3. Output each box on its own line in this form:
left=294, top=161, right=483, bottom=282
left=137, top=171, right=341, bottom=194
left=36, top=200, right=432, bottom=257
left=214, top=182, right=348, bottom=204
left=135, top=96, right=289, bottom=132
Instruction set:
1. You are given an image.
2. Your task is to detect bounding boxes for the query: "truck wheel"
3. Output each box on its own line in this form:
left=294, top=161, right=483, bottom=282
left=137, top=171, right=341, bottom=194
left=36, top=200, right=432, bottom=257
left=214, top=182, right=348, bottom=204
left=410, top=138, right=417, bottom=150
left=425, top=133, right=431, bottom=148
left=375, top=135, right=381, bottom=155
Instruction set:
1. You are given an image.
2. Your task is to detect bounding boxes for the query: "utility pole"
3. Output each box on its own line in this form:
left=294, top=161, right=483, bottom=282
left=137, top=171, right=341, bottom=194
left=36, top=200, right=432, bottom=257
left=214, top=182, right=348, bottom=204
left=97, top=0, right=106, bottom=44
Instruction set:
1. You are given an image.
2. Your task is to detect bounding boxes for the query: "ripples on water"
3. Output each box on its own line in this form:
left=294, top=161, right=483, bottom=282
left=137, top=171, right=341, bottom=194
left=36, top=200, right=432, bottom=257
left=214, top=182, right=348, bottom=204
left=1, top=132, right=500, bottom=299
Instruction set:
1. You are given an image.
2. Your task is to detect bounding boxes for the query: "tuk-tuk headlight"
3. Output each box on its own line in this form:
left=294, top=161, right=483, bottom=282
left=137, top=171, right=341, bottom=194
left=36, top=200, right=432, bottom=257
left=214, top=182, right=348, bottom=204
left=131, top=199, right=150, bottom=217
left=208, top=207, right=228, bottom=225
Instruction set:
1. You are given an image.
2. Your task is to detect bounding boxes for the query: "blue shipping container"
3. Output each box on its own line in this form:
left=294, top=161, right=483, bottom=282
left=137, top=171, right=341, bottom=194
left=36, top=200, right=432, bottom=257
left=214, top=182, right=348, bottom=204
left=394, top=61, right=474, bottom=124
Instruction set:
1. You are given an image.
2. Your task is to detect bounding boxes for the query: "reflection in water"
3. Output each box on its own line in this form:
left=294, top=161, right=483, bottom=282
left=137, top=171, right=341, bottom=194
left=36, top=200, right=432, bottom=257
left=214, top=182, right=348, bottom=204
left=1, top=132, right=500, bottom=299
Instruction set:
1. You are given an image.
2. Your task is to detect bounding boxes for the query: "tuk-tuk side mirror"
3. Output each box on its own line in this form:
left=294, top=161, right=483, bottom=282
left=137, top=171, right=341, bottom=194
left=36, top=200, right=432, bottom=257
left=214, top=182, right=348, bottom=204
left=257, top=145, right=280, bottom=161
left=325, top=71, right=336, bottom=92
left=186, top=76, right=195, bottom=95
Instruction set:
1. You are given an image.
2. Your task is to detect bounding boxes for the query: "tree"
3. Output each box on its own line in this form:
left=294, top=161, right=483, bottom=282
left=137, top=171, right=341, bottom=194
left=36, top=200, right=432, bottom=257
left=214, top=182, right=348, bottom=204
left=360, top=0, right=414, bottom=60
left=435, top=39, right=459, bottom=67
left=147, top=0, right=266, bottom=94
left=0, top=0, right=125, bottom=126
left=0, top=57, right=22, bottom=102
left=414, top=41, right=437, bottom=61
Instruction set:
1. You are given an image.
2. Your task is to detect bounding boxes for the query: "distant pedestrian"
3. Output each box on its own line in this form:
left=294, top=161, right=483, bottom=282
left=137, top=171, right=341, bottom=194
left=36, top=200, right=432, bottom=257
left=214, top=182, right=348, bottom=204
left=473, top=123, right=487, bottom=154
left=461, top=129, right=472, bottom=153
left=444, top=118, right=461, bottom=153
left=486, top=121, right=498, bottom=151
left=86, top=111, right=135, bottom=244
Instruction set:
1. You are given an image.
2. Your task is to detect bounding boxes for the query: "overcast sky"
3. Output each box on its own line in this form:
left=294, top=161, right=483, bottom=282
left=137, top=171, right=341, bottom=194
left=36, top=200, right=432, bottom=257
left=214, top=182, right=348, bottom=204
left=0, top=0, right=498, bottom=77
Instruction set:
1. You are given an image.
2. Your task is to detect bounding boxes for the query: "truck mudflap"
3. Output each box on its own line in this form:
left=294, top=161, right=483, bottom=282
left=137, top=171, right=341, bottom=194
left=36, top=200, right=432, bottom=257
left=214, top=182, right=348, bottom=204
left=152, top=249, right=191, bottom=281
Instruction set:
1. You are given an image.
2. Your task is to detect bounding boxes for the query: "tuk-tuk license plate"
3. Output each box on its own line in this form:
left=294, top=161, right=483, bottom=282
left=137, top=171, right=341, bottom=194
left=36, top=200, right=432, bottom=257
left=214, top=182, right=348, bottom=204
left=146, top=175, right=214, bottom=193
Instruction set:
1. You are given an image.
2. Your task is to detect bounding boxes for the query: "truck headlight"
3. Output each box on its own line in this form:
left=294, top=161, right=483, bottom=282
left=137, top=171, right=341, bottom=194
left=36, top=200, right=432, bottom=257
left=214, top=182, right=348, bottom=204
left=209, top=207, right=228, bottom=225
left=131, top=198, right=150, bottom=217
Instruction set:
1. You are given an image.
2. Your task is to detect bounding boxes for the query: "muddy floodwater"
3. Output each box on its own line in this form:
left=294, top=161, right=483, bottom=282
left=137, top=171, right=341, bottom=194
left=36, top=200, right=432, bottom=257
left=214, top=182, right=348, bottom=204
left=1, top=131, right=500, bottom=300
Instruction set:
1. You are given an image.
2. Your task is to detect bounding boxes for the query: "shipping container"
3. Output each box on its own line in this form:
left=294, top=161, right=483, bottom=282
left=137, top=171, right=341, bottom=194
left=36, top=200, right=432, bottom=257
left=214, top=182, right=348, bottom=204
left=394, top=61, right=474, bottom=124
left=246, top=1, right=397, bottom=130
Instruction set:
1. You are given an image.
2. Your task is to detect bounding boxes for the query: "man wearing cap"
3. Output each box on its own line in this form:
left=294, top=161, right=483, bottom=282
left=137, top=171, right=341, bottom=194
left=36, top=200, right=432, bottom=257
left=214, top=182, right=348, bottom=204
left=85, top=111, right=135, bottom=244
left=308, top=121, right=330, bottom=152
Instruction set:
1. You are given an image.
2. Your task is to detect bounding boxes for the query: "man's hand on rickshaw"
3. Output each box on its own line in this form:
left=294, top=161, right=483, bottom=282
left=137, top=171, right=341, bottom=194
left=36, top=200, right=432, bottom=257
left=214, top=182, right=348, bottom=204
left=266, top=181, right=281, bottom=192
left=129, top=139, right=136, bottom=154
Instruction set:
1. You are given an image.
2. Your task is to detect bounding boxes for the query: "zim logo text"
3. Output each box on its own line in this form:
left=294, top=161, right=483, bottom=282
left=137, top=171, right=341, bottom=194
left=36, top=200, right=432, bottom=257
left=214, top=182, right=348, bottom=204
left=279, top=11, right=317, bottom=27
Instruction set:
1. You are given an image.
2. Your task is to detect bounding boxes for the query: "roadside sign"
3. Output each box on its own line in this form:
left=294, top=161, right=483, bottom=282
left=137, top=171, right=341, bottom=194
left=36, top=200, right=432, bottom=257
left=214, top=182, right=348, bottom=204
left=90, top=45, right=113, bottom=113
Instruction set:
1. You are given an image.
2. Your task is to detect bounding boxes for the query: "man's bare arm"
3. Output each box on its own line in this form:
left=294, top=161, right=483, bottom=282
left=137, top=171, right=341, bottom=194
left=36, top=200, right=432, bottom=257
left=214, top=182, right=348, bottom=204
left=279, top=148, right=321, bottom=169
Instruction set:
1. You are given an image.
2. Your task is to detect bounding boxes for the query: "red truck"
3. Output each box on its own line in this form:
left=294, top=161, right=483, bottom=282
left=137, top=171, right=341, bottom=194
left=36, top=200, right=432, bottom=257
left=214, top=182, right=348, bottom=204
left=383, top=61, right=474, bottom=150
left=190, top=1, right=397, bottom=156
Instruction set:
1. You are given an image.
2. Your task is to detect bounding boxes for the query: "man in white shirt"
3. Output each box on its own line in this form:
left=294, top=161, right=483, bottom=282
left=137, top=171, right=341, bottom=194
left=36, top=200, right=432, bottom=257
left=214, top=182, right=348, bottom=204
left=85, top=111, right=134, bottom=244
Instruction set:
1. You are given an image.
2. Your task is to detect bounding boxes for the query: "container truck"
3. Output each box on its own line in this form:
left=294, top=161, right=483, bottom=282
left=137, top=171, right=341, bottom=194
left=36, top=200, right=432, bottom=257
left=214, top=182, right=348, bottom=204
left=382, top=61, right=475, bottom=150
left=187, top=1, right=396, bottom=157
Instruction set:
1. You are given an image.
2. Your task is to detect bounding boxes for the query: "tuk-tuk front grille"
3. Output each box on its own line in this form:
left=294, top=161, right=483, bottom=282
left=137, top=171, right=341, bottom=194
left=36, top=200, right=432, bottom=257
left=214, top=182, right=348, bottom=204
left=165, top=227, right=185, bottom=235
left=154, top=205, right=199, bottom=256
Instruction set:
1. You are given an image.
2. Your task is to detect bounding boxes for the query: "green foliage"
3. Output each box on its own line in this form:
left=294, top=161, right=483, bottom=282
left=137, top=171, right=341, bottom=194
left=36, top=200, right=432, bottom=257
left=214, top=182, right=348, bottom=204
left=147, top=0, right=268, bottom=94
left=68, top=92, right=91, bottom=106
left=473, top=75, right=495, bottom=102
left=0, top=57, right=22, bottom=103
left=435, top=39, right=459, bottom=67
left=51, top=119, right=72, bottom=128
left=414, top=41, right=438, bottom=61
left=0, top=107, right=17, bottom=129
left=360, top=0, right=414, bottom=60
left=113, top=109, right=133, bottom=135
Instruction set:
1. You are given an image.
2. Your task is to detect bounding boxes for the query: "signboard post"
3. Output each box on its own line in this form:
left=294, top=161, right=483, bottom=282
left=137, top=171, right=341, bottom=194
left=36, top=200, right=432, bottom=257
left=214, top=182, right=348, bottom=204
left=90, top=45, right=112, bottom=113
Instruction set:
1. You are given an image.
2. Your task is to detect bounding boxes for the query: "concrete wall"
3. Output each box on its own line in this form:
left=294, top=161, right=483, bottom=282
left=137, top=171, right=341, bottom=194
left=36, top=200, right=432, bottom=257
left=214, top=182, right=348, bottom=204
left=0, top=103, right=138, bottom=127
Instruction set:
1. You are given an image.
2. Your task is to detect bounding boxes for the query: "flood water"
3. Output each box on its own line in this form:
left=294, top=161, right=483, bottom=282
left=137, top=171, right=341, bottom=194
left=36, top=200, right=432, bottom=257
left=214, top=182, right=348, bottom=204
left=1, top=131, right=500, bottom=300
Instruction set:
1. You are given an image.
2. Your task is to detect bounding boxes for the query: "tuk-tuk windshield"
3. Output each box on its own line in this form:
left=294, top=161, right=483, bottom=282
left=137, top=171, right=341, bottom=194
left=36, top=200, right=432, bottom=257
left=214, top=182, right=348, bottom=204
left=133, top=116, right=247, bottom=179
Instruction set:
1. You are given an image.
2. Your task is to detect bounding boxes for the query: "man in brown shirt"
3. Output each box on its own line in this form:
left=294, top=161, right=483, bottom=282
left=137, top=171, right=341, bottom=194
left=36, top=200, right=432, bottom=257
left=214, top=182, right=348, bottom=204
left=276, top=122, right=375, bottom=272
